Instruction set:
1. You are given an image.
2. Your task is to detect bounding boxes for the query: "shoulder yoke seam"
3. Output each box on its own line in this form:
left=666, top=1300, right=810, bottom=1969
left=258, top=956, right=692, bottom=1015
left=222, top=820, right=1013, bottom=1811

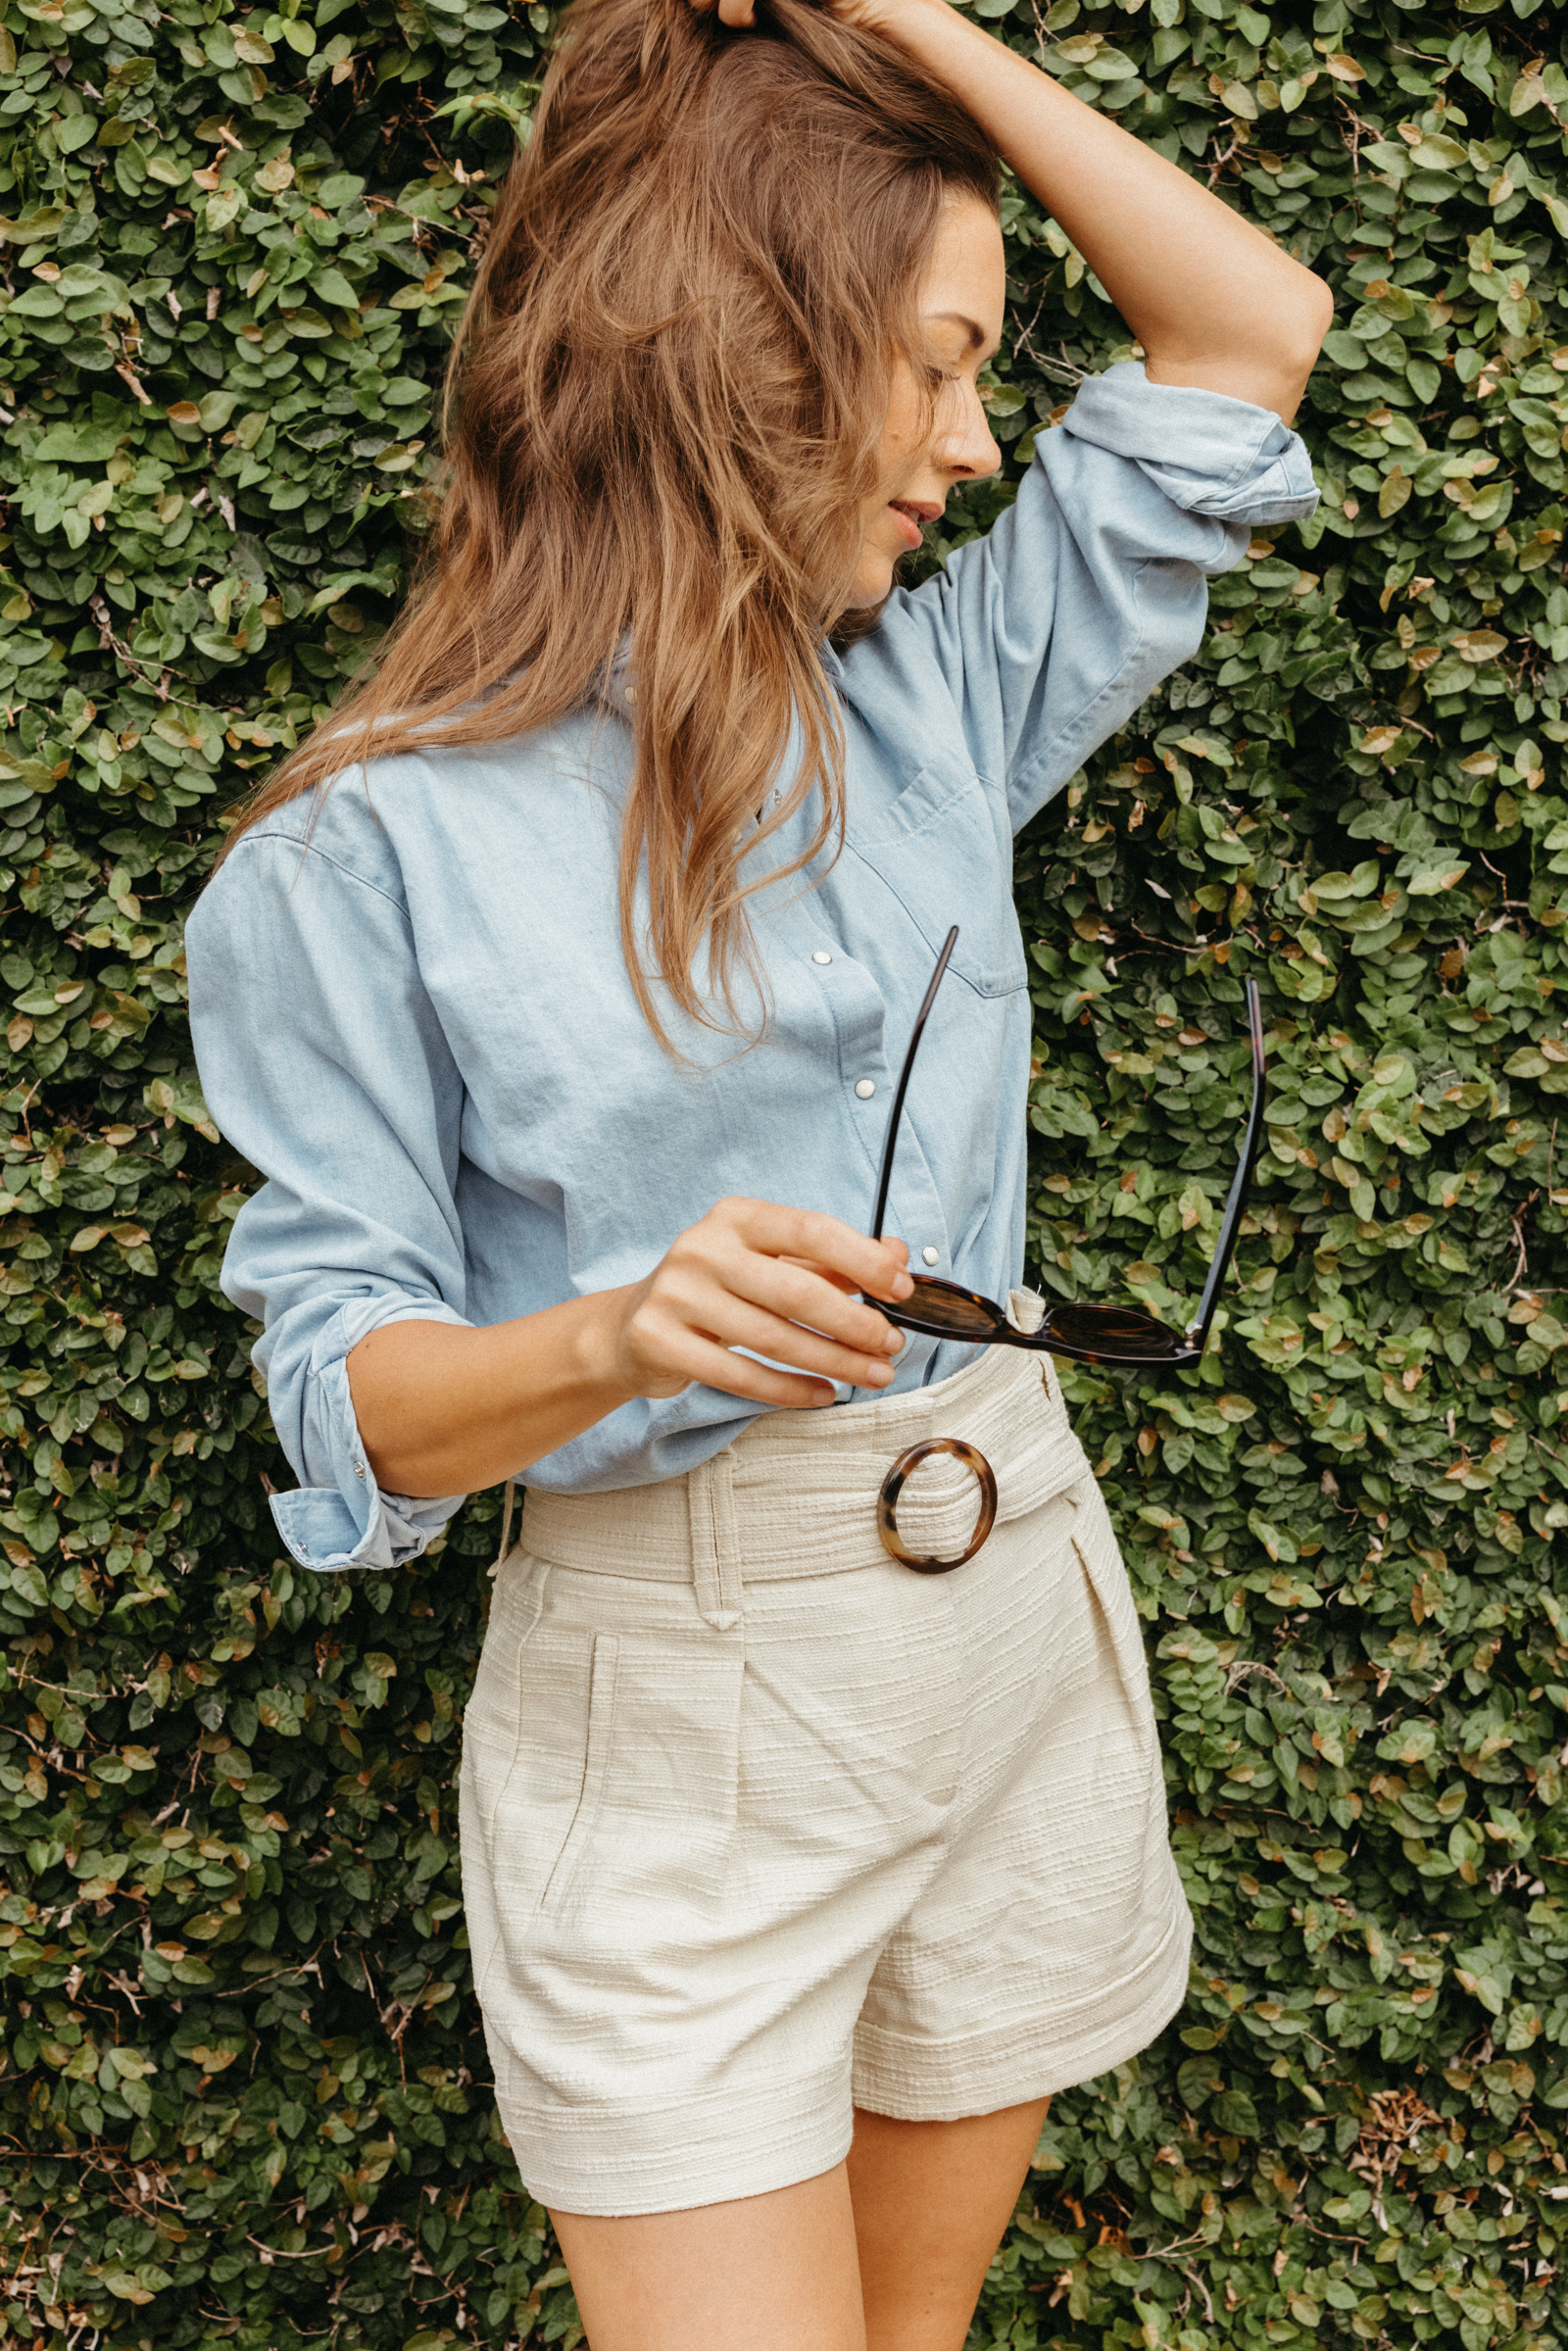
left=220, top=827, right=411, bottom=922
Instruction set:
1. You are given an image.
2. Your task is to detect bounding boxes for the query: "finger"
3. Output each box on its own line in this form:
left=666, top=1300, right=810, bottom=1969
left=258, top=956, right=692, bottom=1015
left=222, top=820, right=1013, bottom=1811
left=653, top=1327, right=840, bottom=1412
left=747, top=1257, right=906, bottom=1356
left=780, top=1258, right=874, bottom=1300
left=860, top=1240, right=912, bottom=1304
left=634, top=1284, right=900, bottom=1394
left=778, top=1251, right=915, bottom=1308
left=720, top=1200, right=915, bottom=1299
left=715, top=0, right=756, bottom=21
left=689, top=1211, right=908, bottom=1339
left=700, top=1293, right=904, bottom=1389
left=686, top=1240, right=904, bottom=1357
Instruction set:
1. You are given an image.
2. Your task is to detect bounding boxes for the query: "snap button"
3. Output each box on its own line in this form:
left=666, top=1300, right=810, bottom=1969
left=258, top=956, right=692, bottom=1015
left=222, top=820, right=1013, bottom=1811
left=354, top=1461, right=365, bottom=1478
left=922, top=1247, right=940, bottom=1266
left=623, top=684, right=637, bottom=705
left=812, top=950, right=832, bottom=965
left=855, top=1078, right=876, bottom=1099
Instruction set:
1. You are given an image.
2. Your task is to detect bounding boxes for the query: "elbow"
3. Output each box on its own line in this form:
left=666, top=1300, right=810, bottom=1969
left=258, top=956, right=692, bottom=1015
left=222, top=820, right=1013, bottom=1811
left=1273, top=272, right=1336, bottom=415
left=1144, top=269, right=1335, bottom=424
left=1296, top=270, right=1337, bottom=369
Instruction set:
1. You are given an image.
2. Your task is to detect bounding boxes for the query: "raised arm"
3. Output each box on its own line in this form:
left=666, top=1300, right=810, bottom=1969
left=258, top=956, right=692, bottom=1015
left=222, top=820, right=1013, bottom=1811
left=710, top=0, right=1333, bottom=422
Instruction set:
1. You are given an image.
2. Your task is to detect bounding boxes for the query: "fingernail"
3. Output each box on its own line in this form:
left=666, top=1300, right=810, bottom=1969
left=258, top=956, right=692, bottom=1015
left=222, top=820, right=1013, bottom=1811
left=894, top=1274, right=914, bottom=1298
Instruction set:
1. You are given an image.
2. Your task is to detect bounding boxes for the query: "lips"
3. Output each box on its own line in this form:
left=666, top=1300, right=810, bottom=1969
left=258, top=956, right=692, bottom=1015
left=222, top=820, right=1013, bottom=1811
left=888, top=497, right=943, bottom=551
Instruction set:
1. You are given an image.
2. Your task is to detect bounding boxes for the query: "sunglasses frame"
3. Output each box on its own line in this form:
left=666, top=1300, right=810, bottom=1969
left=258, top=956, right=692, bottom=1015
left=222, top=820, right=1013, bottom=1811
left=868, top=926, right=1267, bottom=1370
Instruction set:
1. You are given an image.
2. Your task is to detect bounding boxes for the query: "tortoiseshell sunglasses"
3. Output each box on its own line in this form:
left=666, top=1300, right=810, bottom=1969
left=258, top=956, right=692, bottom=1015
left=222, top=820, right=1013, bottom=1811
left=867, top=926, right=1266, bottom=1370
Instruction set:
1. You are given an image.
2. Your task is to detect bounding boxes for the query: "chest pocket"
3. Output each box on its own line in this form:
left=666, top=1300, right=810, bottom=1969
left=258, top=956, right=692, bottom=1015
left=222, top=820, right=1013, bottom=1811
left=844, top=759, right=1028, bottom=1000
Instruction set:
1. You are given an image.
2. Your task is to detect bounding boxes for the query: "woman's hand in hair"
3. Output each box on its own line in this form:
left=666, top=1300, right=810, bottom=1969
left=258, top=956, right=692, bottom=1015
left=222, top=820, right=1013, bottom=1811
left=895, top=6, right=1332, bottom=418
left=689, top=0, right=890, bottom=32
left=697, top=0, right=1331, bottom=421
left=349, top=1202, right=914, bottom=1497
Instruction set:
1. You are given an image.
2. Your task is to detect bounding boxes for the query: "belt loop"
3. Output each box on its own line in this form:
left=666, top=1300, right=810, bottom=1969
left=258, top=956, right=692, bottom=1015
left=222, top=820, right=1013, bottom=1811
left=488, top=1477, right=518, bottom=1578
left=689, top=1450, right=743, bottom=1631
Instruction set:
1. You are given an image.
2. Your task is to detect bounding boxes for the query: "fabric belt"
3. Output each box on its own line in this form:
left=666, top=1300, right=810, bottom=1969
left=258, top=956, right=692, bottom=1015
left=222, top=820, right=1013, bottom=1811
left=514, top=1344, right=1093, bottom=1587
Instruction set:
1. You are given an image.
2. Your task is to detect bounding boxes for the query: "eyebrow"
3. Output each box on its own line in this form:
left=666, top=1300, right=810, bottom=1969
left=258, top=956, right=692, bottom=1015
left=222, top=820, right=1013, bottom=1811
left=925, top=309, right=1001, bottom=358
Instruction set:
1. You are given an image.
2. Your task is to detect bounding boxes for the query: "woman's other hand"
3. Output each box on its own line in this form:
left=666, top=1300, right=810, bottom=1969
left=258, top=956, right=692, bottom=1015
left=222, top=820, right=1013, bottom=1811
left=605, top=1196, right=912, bottom=1410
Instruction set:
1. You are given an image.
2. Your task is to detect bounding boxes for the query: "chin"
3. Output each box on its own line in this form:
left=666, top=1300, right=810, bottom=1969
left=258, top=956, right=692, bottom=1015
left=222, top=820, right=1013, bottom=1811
left=844, top=554, right=900, bottom=612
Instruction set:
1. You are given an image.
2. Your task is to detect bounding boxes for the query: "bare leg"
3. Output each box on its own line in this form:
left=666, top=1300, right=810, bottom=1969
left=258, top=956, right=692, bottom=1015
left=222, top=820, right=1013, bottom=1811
left=849, top=2098, right=1052, bottom=2351
left=550, top=2161, right=865, bottom=2351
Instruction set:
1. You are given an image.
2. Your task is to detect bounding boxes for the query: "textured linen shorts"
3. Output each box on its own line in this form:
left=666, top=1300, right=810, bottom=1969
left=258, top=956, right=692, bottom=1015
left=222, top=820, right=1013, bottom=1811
left=458, top=1343, right=1192, bottom=2218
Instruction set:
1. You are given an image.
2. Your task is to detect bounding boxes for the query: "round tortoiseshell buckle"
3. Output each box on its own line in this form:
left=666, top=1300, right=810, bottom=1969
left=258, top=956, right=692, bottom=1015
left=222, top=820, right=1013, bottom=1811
left=876, top=1439, right=999, bottom=1576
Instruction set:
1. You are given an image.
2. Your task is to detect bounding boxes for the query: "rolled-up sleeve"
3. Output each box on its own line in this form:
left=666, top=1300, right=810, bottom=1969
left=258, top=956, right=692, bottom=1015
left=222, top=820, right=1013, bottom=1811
left=866, top=362, right=1318, bottom=831
left=187, top=822, right=471, bottom=1572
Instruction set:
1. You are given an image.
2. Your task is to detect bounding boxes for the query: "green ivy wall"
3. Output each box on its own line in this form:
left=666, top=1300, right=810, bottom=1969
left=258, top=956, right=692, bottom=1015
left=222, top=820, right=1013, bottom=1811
left=1, top=0, right=1567, bottom=2345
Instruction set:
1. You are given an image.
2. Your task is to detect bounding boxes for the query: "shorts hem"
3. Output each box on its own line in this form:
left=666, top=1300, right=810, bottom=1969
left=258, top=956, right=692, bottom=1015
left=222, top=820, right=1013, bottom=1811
left=849, top=1898, right=1194, bottom=2124
left=494, top=2052, right=856, bottom=2219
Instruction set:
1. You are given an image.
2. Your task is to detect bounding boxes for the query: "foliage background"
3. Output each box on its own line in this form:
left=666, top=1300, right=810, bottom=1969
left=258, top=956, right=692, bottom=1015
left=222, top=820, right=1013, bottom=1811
left=2, top=0, right=1568, bottom=2339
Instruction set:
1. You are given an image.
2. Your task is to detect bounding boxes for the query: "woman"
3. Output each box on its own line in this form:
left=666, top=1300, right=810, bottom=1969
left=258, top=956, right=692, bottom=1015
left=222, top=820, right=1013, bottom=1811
left=188, top=0, right=1329, bottom=2338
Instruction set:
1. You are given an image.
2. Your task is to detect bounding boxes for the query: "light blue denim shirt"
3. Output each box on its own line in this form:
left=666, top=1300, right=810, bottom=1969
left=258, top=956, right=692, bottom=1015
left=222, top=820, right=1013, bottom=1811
left=187, top=365, right=1314, bottom=1572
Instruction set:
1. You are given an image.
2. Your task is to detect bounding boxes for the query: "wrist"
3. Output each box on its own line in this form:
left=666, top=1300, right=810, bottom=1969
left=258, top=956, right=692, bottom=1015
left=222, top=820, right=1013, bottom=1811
left=853, top=0, right=964, bottom=56
left=566, top=1281, right=646, bottom=1413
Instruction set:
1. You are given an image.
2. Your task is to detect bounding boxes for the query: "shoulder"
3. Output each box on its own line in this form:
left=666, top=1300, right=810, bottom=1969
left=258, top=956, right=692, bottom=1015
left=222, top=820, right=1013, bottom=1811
left=188, top=741, right=494, bottom=977
left=204, top=758, right=424, bottom=923
left=191, top=698, right=636, bottom=984
left=197, top=713, right=583, bottom=916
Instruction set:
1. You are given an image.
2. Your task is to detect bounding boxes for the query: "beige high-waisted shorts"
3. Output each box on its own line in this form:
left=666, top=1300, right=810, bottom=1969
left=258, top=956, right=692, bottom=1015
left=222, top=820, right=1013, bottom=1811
left=458, top=1342, right=1192, bottom=2218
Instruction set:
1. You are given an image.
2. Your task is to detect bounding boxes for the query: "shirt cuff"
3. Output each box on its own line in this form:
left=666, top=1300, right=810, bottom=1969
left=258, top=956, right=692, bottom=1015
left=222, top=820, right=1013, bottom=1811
left=270, top=1297, right=471, bottom=1574
left=1062, top=361, right=1319, bottom=528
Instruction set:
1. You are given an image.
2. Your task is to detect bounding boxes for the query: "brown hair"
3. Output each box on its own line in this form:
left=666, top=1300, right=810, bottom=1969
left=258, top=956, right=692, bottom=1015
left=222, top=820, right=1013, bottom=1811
left=222, top=0, right=998, bottom=1045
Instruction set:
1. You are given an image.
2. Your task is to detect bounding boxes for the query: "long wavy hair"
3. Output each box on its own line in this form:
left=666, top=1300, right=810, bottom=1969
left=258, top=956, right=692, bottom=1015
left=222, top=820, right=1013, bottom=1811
left=220, top=0, right=998, bottom=1046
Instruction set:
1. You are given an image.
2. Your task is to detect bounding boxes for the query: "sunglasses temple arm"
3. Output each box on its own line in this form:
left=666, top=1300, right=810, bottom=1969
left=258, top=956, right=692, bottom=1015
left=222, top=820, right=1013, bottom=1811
left=871, top=925, right=959, bottom=1243
left=1186, top=980, right=1266, bottom=1349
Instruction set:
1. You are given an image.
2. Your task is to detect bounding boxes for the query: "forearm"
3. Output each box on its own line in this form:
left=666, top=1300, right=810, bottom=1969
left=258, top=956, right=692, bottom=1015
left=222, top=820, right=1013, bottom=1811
left=348, top=1294, right=639, bottom=1498
left=868, top=0, right=1332, bottom=418
left=347, top=1200, right=914, bottom=1499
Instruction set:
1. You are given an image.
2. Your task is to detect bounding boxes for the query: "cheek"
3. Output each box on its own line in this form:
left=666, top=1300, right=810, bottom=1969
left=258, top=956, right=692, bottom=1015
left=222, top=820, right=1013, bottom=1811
left=875, top=374, right=928, bottom=475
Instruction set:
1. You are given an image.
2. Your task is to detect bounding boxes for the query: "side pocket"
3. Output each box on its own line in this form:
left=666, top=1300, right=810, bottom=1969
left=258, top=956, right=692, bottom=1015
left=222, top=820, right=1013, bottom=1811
left=460, top=1553, right=551, bottom=2007
left=464, top=1553, right=550, bottom=1846
left=540, top=1632, right=619, bottom=1915
left=1070, top=1520, right=1148, bottom=1699
left=480, top=1619, right=744, bottom=1979
left=1070, top=1512, right=1166, bottom=1851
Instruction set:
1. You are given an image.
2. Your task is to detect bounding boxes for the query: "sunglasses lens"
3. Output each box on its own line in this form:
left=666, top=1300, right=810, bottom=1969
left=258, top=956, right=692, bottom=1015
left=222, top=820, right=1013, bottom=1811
left=902, top=1277, right=1000, bottom=1338
left=1046, top=1303, right=1187, bottom=1359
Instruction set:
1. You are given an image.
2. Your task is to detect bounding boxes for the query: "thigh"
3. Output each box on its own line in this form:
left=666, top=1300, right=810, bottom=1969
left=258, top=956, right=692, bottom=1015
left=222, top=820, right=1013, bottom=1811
left=551, top=2163, right=865, bottom=2351
left=849, top=2099, right=1051, bottom=2351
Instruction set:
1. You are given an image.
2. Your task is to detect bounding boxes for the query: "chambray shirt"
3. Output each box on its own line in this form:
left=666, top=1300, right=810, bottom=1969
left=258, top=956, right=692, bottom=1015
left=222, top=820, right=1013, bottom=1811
left=187, top=365, right=1314, bottom=1572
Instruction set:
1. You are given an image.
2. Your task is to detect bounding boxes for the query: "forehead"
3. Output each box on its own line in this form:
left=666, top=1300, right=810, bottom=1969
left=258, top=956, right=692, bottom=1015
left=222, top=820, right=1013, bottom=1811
left=918, top=195, right=1006, bottom=348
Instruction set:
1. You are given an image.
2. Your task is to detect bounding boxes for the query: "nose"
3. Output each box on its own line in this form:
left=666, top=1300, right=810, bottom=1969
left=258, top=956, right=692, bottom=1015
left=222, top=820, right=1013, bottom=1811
left=935, top=379, right=1003, bottom=482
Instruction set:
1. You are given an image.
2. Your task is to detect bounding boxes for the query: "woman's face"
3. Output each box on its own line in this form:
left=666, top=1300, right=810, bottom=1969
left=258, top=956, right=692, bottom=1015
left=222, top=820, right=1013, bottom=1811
left=848, top=192, right=1007, bottom=611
